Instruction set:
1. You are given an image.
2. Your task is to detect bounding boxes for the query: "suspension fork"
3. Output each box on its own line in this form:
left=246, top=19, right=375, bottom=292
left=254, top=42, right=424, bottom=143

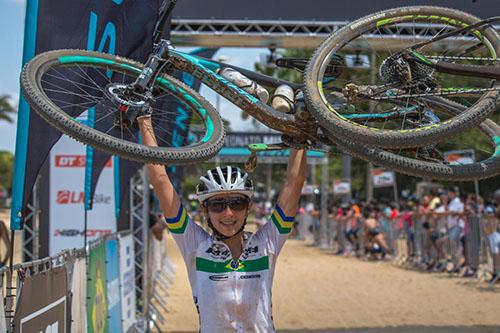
left=132, top=39, right=172, bottom=93
left=131, top=0, right=178, bottom=92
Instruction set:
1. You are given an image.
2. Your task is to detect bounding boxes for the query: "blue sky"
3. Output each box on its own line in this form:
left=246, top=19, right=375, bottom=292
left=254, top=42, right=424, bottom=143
left=0, top=0, right=269, bottom=153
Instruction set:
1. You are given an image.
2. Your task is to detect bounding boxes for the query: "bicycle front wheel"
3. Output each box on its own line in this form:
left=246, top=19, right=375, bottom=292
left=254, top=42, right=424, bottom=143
left=21, top=49, right=225, bottom=164
left=305, top=6, right=500, bottom=149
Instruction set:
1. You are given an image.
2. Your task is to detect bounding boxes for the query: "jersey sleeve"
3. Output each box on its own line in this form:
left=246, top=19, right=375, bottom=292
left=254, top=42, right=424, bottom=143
left=257, top=203, right=295, bottom=255
left=164, top=204, right=209, bottom=261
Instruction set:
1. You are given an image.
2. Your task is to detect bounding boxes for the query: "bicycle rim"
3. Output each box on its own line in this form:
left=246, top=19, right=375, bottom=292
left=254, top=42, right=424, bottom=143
left=305, top=6, right=500, bottom=149
left=21, top=49, right=224, bottom=164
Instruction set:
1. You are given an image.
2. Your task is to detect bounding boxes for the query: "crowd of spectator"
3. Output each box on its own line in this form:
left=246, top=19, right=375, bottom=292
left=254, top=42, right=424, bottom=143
left=296, top=188, right=500, bottom=284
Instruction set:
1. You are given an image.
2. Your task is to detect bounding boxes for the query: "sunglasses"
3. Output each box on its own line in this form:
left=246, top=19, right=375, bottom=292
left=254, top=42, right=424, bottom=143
left=204, top=197, right=250, bottom=213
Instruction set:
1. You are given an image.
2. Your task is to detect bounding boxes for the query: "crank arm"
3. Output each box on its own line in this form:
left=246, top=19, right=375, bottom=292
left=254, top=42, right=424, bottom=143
left=244, top=142, right=289, bottom=173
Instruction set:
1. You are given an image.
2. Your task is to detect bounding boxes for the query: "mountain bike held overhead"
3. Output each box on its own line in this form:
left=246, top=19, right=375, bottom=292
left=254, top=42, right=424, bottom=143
left=20, top=0, right=500, bottom=181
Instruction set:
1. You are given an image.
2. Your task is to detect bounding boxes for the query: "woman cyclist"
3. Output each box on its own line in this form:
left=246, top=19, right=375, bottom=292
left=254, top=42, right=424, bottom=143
left=138, top=117, right=307, bottom=332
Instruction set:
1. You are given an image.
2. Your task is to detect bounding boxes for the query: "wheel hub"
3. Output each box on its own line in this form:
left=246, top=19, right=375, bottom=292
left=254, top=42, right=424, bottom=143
left=379, top=53, right=435, bottom=85
left=104, top=83, right=150, bottom=128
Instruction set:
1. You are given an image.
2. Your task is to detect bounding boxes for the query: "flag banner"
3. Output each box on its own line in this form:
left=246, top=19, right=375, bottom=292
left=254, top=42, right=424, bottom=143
left=11, top=0, right=159, bottom=229
left=105, top=238, right=123, bottom=332
left=87, top=241, right=108, bottom=333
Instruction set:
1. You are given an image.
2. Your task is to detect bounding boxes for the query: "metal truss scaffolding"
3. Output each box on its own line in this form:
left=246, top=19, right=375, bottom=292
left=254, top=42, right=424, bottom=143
left=171, top=19, right=500, bottom=49
left=22, top=178, right=39, bottom=262
left=130, top=167, right=150, bottom=320
left=171, top=19, right=347, bottom=48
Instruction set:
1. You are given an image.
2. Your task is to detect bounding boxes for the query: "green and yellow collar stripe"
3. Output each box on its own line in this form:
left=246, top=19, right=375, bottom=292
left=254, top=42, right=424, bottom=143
left=165, top=205, right=188, bottom=234
left=271, top=204, right=294, bottom=234
left=196, top=256, right=269, bottom=273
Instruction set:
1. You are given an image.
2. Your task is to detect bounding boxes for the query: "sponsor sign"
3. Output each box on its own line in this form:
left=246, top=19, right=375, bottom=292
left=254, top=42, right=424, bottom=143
left=49, top=135, right=116, bottom=255
left=444, top=149, right=475, bottom=165
left=13, top=267, right=68, bottom=333
left=70, top=258, right=87, bottom=333
left=119, top=234, right=136, bottom=331
left=105, top=239, right=123, bottom=332
left=333, top=179, right=351, bottom=195
left=87, top=242, right=108, bottom=333
left=301, top=184, right=319, bottom=195
left=55, top=155, right=112, bottom=168
left=372, top=168, right=395, bottom=188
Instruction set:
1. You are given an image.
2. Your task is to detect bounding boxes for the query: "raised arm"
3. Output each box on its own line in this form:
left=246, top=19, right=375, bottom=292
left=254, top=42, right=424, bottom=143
left=277, top=149, right=307, bottom=216
left=137, top=117, right=180, bottom=218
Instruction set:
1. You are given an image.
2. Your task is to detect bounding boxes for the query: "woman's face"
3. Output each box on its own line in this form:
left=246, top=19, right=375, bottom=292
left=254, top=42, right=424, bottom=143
left=203, top=194, right=252, bottom=237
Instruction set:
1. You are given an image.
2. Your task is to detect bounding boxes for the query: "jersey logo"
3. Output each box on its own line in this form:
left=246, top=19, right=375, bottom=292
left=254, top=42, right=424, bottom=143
left=209, top=274, right=229, bottom=281
left=241, top=245, right=259, bottom=259
left=239, top=274, right=261, bottom=280
left=227, top=259, right=244, bottom=271
left=206, top=244, right=231, bottom=259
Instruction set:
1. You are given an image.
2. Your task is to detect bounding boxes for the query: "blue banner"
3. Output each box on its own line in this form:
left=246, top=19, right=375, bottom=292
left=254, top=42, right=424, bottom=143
left=105, top=238, right=122, bottom=332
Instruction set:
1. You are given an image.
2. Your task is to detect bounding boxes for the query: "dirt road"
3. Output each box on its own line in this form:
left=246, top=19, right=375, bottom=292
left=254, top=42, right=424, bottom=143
left=162, top=234, right=500, bottom=333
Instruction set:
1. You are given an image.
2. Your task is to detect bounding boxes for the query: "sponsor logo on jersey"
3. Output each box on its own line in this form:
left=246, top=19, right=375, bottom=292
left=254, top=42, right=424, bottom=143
left=239, top=274, right=261, bottom=280
left=209, top=274, right=229, bottom=281
left=206, top=244, right=231, bottom=259
left=242, top=245, right=259, bottom=259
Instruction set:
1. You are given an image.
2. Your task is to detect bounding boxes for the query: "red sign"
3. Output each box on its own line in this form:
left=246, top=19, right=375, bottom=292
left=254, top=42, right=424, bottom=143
left=56, top=190, right=84, bottom=204
left=55, top=155, right=112, bottom=168
left=56, top=191, right=112, bottom=205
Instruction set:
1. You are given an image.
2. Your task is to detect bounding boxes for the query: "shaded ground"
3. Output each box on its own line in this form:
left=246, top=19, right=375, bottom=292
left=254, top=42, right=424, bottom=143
left=169, top=327, right=500, bottom=333
left=162, top=231, right=500, bottom=333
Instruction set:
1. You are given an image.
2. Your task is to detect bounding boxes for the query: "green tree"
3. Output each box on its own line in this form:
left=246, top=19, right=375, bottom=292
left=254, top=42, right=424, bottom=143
left=0, top=95, right=16, bottom=123
left=0, top=151, right=14, bottom=192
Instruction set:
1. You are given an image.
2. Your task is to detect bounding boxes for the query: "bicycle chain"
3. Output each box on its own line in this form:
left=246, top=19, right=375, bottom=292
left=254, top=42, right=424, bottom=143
left=369, top=55, right=499, bottom=100
left=427, top=55, right=499, bottom=62
left=371, top=86, right=500, bottom=100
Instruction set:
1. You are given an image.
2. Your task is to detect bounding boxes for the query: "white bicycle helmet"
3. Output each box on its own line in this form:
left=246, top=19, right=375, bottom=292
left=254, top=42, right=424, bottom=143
left=196, top=166, right=254, bottom=203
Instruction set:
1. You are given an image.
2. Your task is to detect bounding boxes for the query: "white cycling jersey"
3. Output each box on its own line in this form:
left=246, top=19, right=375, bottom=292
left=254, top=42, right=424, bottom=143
left=165, top=203, right=294, bottom=333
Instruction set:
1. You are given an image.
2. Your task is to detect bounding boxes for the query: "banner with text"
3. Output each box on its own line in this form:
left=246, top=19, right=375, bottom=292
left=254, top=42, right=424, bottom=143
left=333, top=179, right=351, bottom=195
left=49, top=135, right=116, bottom=255
left=444, top=149, right=475, bottom=165
left=372, top=168, right=396, bottom=188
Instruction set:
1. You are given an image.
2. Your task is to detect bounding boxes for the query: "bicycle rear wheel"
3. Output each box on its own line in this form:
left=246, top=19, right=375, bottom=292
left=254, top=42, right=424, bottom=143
left=21, top=49, right=225, bottom=164
left=331, top=97, right=500, bottom=181
left=305, top=6, right=500, bottom=149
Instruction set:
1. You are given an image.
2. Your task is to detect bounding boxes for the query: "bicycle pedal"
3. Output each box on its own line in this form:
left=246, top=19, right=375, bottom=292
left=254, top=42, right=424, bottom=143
left=247, top=142, right=287, bottom=152
left=244, top=152, right=258, bottom=173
